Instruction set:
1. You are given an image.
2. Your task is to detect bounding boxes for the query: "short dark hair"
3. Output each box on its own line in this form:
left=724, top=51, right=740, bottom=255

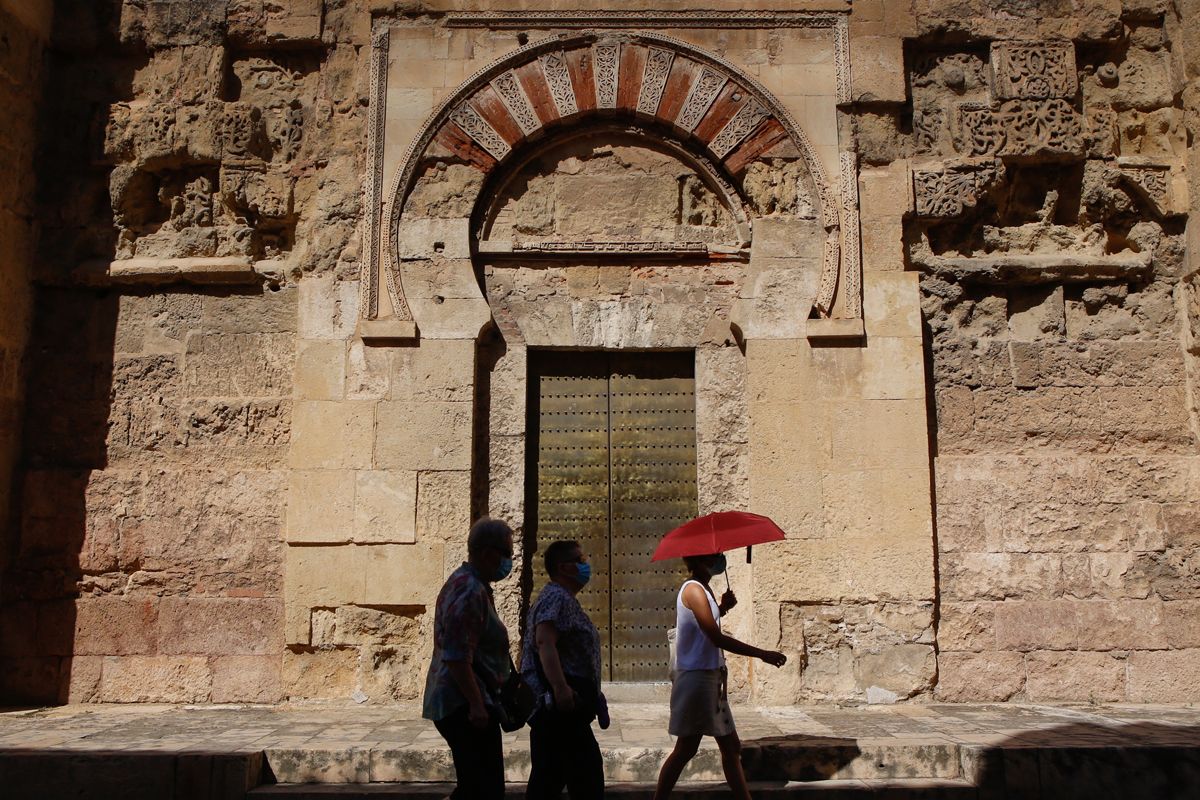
left=468, top=518, right=513, bottom=555
left=544, top=540, right=580, bottom=576
left=683, top=553, right=720, bottom=573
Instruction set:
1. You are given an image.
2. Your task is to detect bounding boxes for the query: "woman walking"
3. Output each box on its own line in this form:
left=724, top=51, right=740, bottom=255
left=522, top=539, right=605, bottom=800
left=653, top=552, right=787, bottom=800
left=422, top=518, right=516, bottom=800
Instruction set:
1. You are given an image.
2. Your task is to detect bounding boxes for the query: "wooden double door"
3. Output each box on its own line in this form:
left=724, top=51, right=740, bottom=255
left=528, top=351, right=697, bottom=682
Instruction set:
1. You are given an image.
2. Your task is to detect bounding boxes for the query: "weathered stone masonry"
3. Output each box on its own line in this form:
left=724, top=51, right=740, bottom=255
left=1, top=0, right=1198, bottom=706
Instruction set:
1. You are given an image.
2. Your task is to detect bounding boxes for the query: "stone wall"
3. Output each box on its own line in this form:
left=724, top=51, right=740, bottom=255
left=0, top=0, right=53, bottom=646
left=4, top=0, right=1199, bottom=707
left=901, top=1, right=1200, bottom=702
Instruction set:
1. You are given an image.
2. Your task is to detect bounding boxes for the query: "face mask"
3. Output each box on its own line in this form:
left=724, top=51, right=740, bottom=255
left=494, top=556, right=513, bottom=581
left=575, top=562, right=592, bottom=586
left=710, top=554, right=727, bottom=575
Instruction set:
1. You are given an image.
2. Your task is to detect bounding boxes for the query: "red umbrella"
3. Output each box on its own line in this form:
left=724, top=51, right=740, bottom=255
left=651, top=511, right=786, bottom=562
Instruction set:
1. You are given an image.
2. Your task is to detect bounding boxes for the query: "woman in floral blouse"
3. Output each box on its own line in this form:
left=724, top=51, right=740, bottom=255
left=521, top=539, right=604, bottom=800
left=422, top=518, right=516, bottom=800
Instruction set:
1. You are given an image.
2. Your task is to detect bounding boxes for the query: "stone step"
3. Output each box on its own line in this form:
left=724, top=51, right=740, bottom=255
left=263, top=737, right=964, bottom=785
left=250, top=778, right=980, bottom=799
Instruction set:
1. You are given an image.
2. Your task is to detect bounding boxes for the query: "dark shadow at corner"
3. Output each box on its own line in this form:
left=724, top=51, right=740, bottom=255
left=966, top=721, right=1200, bottom=800
left=740, top=734, right=862, bottom=782
left=742, top=719, right=1200, bottom=799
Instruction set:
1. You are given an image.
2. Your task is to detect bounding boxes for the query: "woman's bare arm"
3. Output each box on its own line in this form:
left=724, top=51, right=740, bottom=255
left=683, top=582, right=786, bottom=667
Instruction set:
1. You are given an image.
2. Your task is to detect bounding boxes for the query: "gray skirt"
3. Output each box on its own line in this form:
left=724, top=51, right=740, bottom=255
left=668, top=668, right=736, bottom=738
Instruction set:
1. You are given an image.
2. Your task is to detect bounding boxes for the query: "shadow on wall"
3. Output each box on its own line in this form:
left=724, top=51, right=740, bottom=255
left=741, top=722, right=1200, bottom=799
left=0, top=288, right=119, bottom=705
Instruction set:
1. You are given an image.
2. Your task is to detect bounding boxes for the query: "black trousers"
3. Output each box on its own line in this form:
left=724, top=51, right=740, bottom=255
left=525, top=707, right=604, bottom=800
left=433, top=705, right=506, bottom=800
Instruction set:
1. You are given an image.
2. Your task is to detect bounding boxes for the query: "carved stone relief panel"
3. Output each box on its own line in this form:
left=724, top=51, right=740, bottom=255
left=990, top=41, right=1078, bottom=100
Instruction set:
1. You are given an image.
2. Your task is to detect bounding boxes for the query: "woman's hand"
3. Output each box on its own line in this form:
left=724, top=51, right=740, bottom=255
left=553, top=682, right=577, bottom=712
left=759, top=649, right=787, bottom=668
left=718, top=589, right=737, bottom=615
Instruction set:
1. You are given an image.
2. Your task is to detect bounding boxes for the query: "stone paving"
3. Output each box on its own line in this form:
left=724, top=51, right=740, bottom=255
left=2, top=701, right=1199, bottom=787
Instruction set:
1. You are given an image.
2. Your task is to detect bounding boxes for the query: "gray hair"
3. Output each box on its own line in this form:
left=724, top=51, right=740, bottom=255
left=468, top=518, right=513, bottom=555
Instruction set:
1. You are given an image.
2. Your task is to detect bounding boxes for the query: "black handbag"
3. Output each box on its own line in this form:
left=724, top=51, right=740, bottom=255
left=489, top=655, right=536, bottom=732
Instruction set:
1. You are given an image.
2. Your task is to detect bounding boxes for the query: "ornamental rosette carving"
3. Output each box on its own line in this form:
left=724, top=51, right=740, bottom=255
left=990, top=41, right=1078, bottom=100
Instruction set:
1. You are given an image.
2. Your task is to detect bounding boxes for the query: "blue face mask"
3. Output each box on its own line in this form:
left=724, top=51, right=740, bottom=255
left=710, top=554, right=727, bottom=575
left=494, top=556, right=513, bottom=581
left=575, top=562, right=592, bottom=586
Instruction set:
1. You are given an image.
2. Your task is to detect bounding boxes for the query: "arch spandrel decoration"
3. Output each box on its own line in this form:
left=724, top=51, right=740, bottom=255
left=365, top=29, right=856, bottom=331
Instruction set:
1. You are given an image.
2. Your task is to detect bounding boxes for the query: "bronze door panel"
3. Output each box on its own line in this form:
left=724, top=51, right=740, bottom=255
left=529, top=351, right=695, bottom=683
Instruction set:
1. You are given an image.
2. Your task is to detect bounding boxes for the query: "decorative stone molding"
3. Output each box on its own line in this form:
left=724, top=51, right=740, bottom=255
left=913, top=160, right=1004, bottom=218
left=990, top=40, right=1078, bottom=101
left=835, top=15, right=851, bottom=105
left=1118, top=160, right=1171, bottom=209
left=839, top=151, right=863, bottom=318
left=363, top=26, right=392, bottom=320
left=483, top=241, right=714, bottom=257
left=956, top=99, right=1083, bottom=159
left=637, top=47, right=674, bottom=115
left=442, top=10, right=846, bottom=29
left=368, top=29, right=854, bottom=330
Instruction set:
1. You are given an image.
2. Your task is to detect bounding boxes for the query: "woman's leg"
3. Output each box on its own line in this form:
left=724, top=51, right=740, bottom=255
left=652, top=734, right=702, bottom=800
left=562, top=713, right=604, bottom=800
left=715, top=732, right=751, bottom=800
left=526, top=714, right=568, bottom=800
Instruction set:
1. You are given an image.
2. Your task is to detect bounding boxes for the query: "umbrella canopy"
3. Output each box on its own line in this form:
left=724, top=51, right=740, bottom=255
left=650, top=511, right=786, bottom=562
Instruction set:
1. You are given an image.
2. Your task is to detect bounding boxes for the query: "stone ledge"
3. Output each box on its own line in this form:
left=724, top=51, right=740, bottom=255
left=806, top=317, right=865, bottom=342
left=909, top=251, right=1154, bottom=285
left=73, top=257, right=270, bottom=286
left=357, top=317, right=418, bottom=342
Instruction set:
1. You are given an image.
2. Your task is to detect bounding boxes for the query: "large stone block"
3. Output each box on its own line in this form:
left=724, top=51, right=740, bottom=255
left=416, top=470, right=472, bottom=542
left=289, top=401, right=374, bottom=470
left=822, top=467, right=933, bottom=542
left=849, top=36, right=906, bottom=103
left=861, top=337, right=926, bottom=400
left=934, top=651, right=1025, bottom=701
left=1025, top=651, right=1126, bottom=702
left=394, top=218, right=471, bottom=261
left=832, top=399, right=930, bottom=469
left=286, top=544, right=363, bottom=607
left=863, top=271, right=921, bottom=338
left=390, top=339, right=476, bottom=402
left=294, top=340, right=346, bottom=400
left=299, top=276, right=360, bottom=340
left=98, top=655, right=212, bottom=703
left=158, top=597, right=283, bottom=656
left=354, top=470, right=417, bottom=543
left=286, top=469, right=355, bottom=543
left=184, top=333, right=294, bottom=397
left=211, top=655, right=282, bottom=703
left=74, top=597, right=158, bottom=656
left=1127, top=649, right=1200, bottom=702
left=359, top=543, right=445, bottom=606
left=201, top=287, right=298, bottom=334
left=409, top=296, right=493, bottom=340
left=374, top=400, right=472, bottom=470
left=282, top=648, right=358, bottom=700
left=858, top=162, right=909, bottom=272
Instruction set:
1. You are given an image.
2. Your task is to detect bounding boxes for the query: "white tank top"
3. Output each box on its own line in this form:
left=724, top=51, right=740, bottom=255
left=674, top=580, right=725, bottom=671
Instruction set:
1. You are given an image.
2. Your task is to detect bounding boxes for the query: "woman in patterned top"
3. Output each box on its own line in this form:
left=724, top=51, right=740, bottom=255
left=422, top=518, right=516, bottom=800
left=521, top=539, right=604, bottom=800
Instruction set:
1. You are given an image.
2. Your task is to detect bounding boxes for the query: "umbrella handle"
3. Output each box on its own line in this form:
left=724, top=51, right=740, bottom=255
left=725, top=570, right=731, bottom=593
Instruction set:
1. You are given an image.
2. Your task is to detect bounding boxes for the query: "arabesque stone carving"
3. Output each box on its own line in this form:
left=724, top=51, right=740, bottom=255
left=990, top=41, right=1078, bottom=100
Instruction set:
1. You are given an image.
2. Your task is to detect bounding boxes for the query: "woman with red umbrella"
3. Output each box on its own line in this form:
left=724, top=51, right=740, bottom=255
left=650, top=512, right=789, bottom=800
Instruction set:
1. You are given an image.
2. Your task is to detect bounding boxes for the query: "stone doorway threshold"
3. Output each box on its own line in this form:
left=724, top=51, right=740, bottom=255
left=2, top=703, right=1199, bottom=798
